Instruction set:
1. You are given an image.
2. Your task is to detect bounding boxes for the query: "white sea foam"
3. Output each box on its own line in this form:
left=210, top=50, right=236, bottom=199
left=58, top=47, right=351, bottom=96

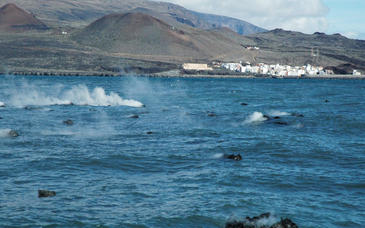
left=0, top=101, right=5, bottom=107
left=8, top=83, right=144, bottom=108
left=268, top=110, right=291, bottom=117
left=0, top=129, right=11, bottom=137
left=255, top=214, right=277, bottom=227
left=244, top=112, right=268, bottom=124
left=213, top=153, right=224, bottom=159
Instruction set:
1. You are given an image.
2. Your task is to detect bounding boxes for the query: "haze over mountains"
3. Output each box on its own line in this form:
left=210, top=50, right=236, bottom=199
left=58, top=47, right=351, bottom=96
left=0, top=0, right=364, bottom=75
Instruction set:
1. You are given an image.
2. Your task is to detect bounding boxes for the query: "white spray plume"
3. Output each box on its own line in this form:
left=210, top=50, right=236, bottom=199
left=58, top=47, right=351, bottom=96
left=0, top=101, right=5, bottom=107
left=0, top=129, right=12, bottom=138
left=244, top=112, right=268, bottom=124
left=7, top=83, right=144, bottom=108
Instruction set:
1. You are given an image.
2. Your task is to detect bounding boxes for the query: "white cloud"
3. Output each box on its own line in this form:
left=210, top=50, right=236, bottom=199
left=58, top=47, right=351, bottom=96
left=342, top=32, right=359, bottom=39
left=157, top=0, right=329, bottom=33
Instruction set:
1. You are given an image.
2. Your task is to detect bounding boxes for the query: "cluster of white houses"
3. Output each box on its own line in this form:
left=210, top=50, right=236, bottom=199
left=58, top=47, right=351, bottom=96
left=221, top=62, right=334, bottom=77
left=181, top=62, right=362, bottom=77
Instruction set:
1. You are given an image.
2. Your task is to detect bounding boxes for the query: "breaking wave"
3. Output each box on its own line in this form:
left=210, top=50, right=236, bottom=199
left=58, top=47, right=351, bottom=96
left=8, top=84, right=144, bottom=108
left=268, top=110, right=290, bottom=116
left=244, top=112, right=268, bottom=124
left=0, top=101, right=5, bottom=107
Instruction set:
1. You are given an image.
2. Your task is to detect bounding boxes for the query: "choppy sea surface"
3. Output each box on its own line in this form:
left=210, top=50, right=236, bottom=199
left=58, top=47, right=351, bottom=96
left=0, top=75, right=364, bottom=228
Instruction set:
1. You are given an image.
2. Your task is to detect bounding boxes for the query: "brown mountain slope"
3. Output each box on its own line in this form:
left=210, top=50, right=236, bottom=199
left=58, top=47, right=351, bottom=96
left=244, top=29, right=365, bottom=72
left=0, top=3, right=47, bottom=32
left=1, top=0, right=265, bottom=35
left=72, top=12, right=255, bottom=62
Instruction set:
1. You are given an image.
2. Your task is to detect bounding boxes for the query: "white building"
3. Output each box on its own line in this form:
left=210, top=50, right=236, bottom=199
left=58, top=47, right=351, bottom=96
left=353, top=70, right=362, bottom=76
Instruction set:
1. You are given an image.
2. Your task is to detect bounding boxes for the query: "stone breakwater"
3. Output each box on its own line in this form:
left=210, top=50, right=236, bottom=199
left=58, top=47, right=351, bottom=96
left=3, top=71, right=365, bottom=80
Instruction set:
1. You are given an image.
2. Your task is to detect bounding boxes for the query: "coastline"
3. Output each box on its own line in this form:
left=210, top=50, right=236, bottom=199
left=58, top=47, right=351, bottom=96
left=1, top=70, right=364, bottom=79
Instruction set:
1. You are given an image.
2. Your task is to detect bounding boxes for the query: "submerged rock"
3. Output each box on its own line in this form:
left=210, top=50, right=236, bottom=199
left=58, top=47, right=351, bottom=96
left=240, top=103, right=248, bottom=106
left=273, top=121, right=289, bottom=126
left=8, top=130, right=19, bottom=137
left=224, top=154, right=242, bottom=161
left=146, top=131, right=153, bottom=135
left=38, top=190, right=56, bottom=198
left=263, top=114, right=272, bottom=120
left=24, top=106, right=41, bottom=111
left=271, top=218, right=298, bottom=228
left=291, top=113, right=304, bottom=118
left=63, top=119, right=74, bottom=126
left=225, top=213, right=298, bottom=228
left=207, top=112, right=217, bottom=117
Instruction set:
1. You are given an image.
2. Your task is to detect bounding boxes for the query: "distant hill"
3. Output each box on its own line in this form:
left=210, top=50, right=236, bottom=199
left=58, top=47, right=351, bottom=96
left=245, top=29, right=365, bottom=72
left=72, top=12, right=256, bottom=62
left=0, top=3, right=47, bottom=32
left=2, top=0, right=266, bottom=35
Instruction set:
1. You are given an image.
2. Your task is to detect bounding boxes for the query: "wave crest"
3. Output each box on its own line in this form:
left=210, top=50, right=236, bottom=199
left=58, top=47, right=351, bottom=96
left=8, top=84, right=144, bottom=108
left=244, top=112, right=268, bottom=124
left=268, top=110, right=290, bottom=116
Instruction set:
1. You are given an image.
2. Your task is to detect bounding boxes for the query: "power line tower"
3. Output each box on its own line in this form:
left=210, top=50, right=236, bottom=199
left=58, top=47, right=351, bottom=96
left=311, top=47, right=320, bottom=65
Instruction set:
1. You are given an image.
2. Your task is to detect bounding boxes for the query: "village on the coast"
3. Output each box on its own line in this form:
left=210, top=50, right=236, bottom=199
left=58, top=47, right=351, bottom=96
left=182, top=62, right=362, bottom=77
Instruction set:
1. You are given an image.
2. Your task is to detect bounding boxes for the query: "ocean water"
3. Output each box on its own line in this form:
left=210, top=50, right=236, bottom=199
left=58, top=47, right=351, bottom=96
left=0, top=75, right=364, bottom=228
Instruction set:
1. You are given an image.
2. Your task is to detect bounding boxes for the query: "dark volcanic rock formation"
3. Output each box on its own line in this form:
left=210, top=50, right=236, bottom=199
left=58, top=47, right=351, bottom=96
left=224, top=154, right=242, bottom=161
left=8, top=130, right=19, bottom=137
left=63, top=119, right=74, bottom=126
left=38, top=190, right=56, bottom=198
left=226, top=213, right=298, bottom=228
left=0, top=3, right=48, bottom=32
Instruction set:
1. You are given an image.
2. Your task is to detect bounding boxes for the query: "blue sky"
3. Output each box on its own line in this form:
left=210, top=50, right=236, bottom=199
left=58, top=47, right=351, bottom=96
left=159, top=0, right=365, bottom=39
left=324, top=0, right=365, bottom=39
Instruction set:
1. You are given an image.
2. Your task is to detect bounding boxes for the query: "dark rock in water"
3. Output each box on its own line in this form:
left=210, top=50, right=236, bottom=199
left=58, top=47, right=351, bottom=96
left=263, top=114, right=272, bottom=120
left=240, top=103, right=248, bottom=106
left=273, top=121, right=289, bottom=126
left=146, top=131, right=153, bottom=135
left=271, top=218, right=298, bottom=228
left=8, top=130, right=19, bottom=137
left=245, top=212, right=271, bottom=223
left=325, top=100, right=329, bottom=103
left=225, top=154, right=242, bottom=161
left=207, top=112, right=217, bottom=117
left=225, top=213, right=298, bottom=228
left=38, top=190, right=56, bottom=198
left=291, top=113, right=304, bottom=118
left=63, top=119, right=74, bottom=126
left=273, top=116, right=281, bottom=119
left=129, top=114, right=139, bottom=119
left=0, top=117, right=3, bottom=119
left=24, top=106, right=41, bottom=111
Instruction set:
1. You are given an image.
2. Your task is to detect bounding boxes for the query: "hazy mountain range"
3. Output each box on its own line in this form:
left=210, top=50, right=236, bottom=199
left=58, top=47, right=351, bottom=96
left=0, top=0, right=364, bottom=75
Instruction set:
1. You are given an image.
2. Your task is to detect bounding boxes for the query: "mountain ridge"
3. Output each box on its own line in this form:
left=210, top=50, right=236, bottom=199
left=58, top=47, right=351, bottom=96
left=0, top=0, right=266, bottom=35
left=72, top=12, right=256, bottom=62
